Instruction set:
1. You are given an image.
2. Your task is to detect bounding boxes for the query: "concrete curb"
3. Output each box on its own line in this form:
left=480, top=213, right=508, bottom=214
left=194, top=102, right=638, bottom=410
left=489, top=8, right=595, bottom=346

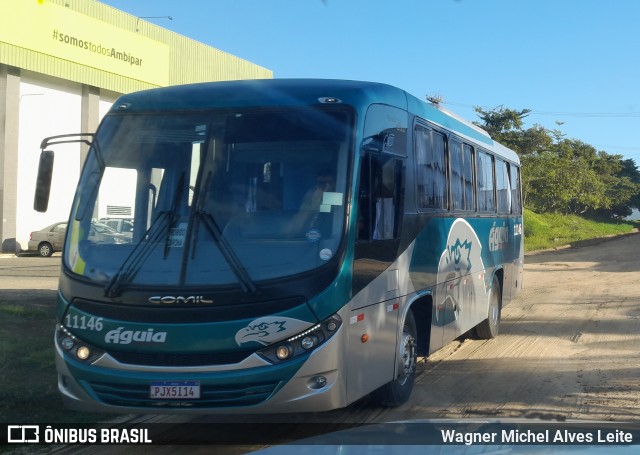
left=0, top=252, right=62, bottom=258
left=525, top=229, right=640, bottom=256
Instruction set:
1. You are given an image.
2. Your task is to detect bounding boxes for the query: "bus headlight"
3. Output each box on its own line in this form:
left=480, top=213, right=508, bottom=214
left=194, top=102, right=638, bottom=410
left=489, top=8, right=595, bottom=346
left=76, top=346, right=91, bottom=360
left=326, top=320, right=339, bottom=332
left=61, top=336, right=75, bottom=350
left=276, top=344, right=293, bottom=360
left=56, top=324, right=104, bottom=363
left=257, top=314, right=342, bottom=364
left=301, top=335, right=319, bottom=350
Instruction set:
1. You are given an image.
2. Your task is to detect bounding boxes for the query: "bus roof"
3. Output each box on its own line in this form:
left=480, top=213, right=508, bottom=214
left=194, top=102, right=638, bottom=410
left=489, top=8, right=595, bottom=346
left=112, top=79, right=406, bottom=112
left=111, top=78, right=519, bottom=164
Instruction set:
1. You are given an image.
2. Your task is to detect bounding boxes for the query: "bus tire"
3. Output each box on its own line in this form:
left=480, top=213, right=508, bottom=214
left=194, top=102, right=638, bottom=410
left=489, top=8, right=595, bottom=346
left=370, top=309, right=417, bottom=407
left=475, top=278, right=501, bottom=339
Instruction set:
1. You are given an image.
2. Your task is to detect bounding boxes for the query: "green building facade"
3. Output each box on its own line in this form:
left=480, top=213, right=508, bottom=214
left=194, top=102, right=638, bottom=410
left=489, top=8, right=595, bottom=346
left=0, top=0, right=272, bottom=252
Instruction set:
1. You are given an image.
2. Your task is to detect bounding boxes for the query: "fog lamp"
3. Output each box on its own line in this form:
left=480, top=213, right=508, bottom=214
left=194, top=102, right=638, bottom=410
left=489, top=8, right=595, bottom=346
left=276, top=345, right=292, bottom=360
left=76, top=346, right=90, bottom=360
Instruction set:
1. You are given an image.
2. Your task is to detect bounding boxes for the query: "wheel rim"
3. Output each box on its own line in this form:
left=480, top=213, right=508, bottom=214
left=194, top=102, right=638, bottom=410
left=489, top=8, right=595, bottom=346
left=489, top=282, right=501, bottom=325
left=40, top=244, right=51, bottom=256
left=398, top=326, right=417, bottom=386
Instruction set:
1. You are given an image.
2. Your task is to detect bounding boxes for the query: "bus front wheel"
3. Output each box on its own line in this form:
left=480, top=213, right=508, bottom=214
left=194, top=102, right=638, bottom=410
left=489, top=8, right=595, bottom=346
left=475, top=278, right=502, bottom=339
left=370, top=309, right=417, bottom=407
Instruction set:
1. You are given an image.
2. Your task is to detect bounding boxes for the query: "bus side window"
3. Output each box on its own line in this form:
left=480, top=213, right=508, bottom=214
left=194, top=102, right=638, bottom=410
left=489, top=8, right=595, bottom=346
left=463, top=144, right=476, bottom=211
left=450, top=139, right=464, bottom=211
left=510, top=164, right=523, bottom=215
left=415, top=126, right=448, bottom=210
left=496, top=158, right=511, bottom=214
left=357, top=153, right=403, bottom=242
left=353, top=152, right=404, bottom=295
left=477, top=150, right=495, bottom=212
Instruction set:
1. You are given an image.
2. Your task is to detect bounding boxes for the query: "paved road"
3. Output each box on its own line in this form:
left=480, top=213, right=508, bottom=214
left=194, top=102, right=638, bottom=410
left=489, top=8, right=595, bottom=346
left=0, top=254, right=60, bottom=290
left=0, top=254, right=60, bottom=311
left=3, top=234, right=640, bottom=451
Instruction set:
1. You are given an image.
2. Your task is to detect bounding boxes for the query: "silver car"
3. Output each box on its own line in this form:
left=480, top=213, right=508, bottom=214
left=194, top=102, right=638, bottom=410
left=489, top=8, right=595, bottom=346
left=28, top=221, right=127, bottom=257
left=28, top=222, right=67, bottom=257
left=99, top=218, right=134, bottom=239
left=89, top=222, right=129, bottom=244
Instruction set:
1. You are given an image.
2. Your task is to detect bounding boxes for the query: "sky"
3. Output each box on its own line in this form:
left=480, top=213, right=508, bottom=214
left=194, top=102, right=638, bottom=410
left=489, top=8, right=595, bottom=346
left=99, top=0, right=640, bottom=163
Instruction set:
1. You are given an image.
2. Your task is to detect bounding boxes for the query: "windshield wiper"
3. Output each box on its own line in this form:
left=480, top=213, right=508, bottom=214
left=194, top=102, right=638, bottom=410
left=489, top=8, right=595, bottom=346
left=164, top=172, right=186, bottom=258
left=104, top=211, right=170, bottom=298
left=104, top=172, right=186, bottom=298
left=195, top=210, right=259, bottom=295
left=189, top=171, right=259, bottom=295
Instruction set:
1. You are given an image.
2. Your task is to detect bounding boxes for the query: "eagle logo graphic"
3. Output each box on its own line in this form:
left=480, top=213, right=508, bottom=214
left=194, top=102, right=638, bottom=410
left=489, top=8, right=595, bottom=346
left=234, top=317, right=312, bottom=346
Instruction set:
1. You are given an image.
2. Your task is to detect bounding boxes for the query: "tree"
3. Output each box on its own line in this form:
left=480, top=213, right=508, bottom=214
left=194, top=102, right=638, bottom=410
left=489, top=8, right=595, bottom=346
left=473, top=107, right=553, bottom=156
left=473, top=106, right=531, bottom=152
left=619, top=159, right=640, bottom=211
left=590, top=154, right=640, bottom=218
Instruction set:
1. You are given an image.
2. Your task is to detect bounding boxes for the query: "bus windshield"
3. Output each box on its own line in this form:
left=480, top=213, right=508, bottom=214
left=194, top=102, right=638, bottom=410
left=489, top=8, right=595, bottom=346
left=65, top=107, right=352, bottom=294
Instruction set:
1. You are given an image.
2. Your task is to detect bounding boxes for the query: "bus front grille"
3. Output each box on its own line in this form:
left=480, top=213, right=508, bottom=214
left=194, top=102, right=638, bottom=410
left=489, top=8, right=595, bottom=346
left=88, top=380, right=279, bottom=408
left=108, top=349, right=254, bottom=367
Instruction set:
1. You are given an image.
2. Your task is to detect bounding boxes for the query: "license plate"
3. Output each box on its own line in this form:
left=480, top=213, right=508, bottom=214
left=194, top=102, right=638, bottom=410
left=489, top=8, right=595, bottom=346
left=150, top=381, right=200, bottom=399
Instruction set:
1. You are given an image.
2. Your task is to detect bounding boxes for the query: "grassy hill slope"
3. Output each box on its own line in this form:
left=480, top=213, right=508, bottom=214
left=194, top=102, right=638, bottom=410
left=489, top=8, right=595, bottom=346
left=523, top=209, right=639, bottom=252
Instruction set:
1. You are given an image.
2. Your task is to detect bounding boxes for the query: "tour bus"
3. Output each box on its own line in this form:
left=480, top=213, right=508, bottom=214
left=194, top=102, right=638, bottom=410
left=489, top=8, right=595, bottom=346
left=35, top=79, right=523, bottom=413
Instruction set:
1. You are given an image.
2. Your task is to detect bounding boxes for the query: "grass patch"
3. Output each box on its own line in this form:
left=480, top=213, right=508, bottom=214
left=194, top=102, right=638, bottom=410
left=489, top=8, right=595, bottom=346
left=0, top=292, right=115, bottom=424
left=524, top=209, right=639, bottom=252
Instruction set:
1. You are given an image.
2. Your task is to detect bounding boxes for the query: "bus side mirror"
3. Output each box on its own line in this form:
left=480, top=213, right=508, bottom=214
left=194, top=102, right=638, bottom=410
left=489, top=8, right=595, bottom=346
left=361, top=134, right=383, bottom=154
left=34, top=150, right=55, bottom=212
left=361, top=133, right=395, bottom=155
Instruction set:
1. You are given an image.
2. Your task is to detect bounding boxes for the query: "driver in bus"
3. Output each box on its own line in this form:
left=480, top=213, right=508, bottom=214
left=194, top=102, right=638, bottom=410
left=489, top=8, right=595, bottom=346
left=287, top=169, right=335, bottom=236
left=300, top=170, right=335, bottom=211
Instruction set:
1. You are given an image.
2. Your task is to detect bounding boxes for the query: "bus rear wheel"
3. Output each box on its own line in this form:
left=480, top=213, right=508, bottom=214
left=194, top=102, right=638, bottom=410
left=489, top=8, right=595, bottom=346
left=370, top=309, right=417, bottom=407
left=475, top=278, right=502, bottom=339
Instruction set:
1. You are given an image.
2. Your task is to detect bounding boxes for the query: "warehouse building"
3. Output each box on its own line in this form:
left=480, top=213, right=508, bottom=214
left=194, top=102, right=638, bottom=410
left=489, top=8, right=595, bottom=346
left=0, top=0, right=272, bottom=253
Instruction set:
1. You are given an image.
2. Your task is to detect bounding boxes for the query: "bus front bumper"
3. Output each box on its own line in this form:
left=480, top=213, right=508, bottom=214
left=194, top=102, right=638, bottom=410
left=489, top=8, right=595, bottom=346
left=55, top=323, right=348, bottom=414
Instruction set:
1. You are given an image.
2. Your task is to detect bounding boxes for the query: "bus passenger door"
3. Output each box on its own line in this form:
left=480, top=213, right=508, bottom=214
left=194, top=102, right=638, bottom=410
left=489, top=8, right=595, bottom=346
left=347, top=150, right=405, bottom=401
